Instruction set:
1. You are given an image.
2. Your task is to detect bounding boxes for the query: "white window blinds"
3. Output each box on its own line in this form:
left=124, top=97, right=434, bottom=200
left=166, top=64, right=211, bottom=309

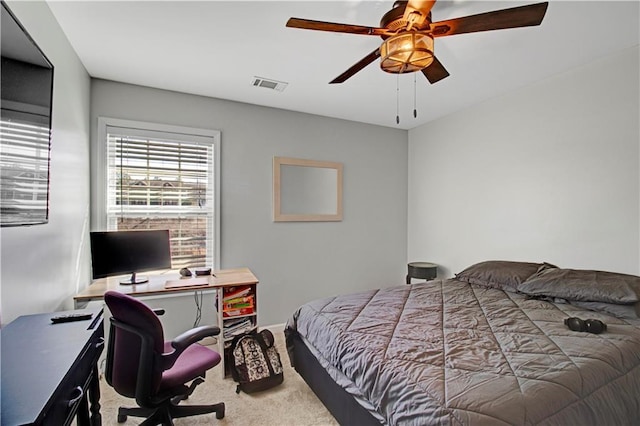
left=105, top=124, right=217, bottom=269
left=0, top=117, right=51, bottom=226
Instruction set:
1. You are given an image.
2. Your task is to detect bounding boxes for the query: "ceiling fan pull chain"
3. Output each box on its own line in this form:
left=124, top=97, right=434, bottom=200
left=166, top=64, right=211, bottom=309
left=413, top=73, right=418, bottom=119
left=396, top=74, right=400, bottom=125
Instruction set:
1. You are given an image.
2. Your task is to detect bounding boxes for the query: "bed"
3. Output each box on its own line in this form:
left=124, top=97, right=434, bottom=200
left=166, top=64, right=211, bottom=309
left=284, top=261, right=640, bottom=425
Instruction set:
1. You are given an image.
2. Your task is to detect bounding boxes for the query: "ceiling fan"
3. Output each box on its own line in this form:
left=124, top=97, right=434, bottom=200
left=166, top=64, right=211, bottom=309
left=286, top=1, right=549, bottom=85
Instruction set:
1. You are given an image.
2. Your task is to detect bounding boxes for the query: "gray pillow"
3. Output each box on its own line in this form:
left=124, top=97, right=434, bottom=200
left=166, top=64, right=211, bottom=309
left=455, top=260, right=557, bottom=292
left=517, top=268, right=640, bottom=304
left=570, top=300, right=640, bottom=320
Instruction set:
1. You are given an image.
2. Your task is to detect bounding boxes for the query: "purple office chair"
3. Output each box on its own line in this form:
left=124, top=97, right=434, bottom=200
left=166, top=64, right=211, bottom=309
left=104, top=291, right=225, bottom=425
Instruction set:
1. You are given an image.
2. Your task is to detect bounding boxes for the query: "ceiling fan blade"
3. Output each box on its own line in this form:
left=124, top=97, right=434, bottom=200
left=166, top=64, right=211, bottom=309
left=286, top=18, right=388, bottom=36
left=430, top=2, right=548, bottom=37
left=403, top=0, right=436, bottom=29
left=330, top=49, right=381, bottom=84
left=421, top=57, right=449, bottom=84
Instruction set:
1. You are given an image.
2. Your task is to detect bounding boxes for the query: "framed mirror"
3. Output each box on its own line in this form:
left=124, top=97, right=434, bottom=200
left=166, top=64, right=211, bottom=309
left=273, top=157, right=343, bottom=222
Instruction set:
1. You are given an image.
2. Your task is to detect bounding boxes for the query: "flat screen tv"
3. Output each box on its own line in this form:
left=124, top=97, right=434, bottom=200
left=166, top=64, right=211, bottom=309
left=1, top=1, right=54, bottom=226
left=90, top=229, right=172, bottom=285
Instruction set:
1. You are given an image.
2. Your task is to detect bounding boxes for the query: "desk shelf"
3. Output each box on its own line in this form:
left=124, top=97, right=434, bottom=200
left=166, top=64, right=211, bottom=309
left=217, top=283, right=258, bottom=376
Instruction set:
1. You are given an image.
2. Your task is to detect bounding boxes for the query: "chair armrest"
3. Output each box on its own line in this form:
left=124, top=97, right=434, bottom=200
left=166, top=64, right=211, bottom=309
left=161, top=325, right=221, bottom=369
left=172, top=325, right=220, bottom=352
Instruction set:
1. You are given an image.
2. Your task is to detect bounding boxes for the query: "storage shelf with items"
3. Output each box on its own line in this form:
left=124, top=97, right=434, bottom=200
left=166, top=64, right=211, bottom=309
left=216, top=283, right=258, bottom=376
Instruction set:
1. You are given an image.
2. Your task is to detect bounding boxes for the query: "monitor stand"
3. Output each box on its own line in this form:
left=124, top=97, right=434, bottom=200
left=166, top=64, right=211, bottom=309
left=120, top=272, right=148, bottom=285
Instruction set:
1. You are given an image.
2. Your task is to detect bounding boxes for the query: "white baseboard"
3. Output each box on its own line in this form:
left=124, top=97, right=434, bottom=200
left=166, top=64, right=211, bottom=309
left=200, top=336, right=218, bottom=346
left=260, top=323, right=285, bottom=334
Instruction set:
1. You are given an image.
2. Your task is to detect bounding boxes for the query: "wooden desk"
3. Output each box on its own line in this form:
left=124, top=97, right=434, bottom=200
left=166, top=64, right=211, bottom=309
left=74, top=267, right=258, bottom=308
left=1, top=308, right=104, bottom=426
left=74, top=267, right=259, bottom=377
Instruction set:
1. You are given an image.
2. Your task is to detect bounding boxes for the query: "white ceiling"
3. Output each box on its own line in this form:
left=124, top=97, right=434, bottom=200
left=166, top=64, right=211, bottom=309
left=46, top=1, right=639, bottom=130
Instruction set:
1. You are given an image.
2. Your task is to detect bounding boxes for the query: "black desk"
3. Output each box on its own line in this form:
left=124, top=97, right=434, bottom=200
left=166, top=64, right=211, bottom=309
left=1, top=309, right=104, bottom=426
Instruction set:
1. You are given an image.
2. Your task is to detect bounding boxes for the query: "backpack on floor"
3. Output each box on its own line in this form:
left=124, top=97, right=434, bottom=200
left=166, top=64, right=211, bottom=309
left=229, top=329, right=284, bottom=394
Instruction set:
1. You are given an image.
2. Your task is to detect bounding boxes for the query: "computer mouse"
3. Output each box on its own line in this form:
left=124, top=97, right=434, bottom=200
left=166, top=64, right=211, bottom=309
left=179, top=268, right=192, bottom=277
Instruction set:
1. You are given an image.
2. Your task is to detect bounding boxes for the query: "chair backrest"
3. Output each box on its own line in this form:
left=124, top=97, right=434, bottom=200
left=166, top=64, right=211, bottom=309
left=104, top=291, right=165, bottom=399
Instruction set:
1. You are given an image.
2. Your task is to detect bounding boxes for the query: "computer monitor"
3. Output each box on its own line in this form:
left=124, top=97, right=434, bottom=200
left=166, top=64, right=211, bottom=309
left=90, top=229, right=172, bottom=285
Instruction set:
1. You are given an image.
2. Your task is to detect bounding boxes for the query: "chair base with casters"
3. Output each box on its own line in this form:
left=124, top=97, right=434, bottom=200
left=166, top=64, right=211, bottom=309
left=116, top=377, right=225, bottom=424
left=104, top=290, right=225, bottom=425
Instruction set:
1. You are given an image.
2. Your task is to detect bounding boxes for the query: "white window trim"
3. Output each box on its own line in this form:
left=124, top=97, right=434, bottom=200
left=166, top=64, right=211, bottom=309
left=95, top=117, right=221, bottom=269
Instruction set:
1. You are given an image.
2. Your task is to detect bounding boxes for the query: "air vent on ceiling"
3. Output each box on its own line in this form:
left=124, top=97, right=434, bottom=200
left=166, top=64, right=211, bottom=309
left=251, top=76, right=288, bottom=92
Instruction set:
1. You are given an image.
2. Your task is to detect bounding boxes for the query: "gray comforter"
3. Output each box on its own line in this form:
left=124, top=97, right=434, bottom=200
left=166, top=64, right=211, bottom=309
left=286, top=279, right=640, bottom=425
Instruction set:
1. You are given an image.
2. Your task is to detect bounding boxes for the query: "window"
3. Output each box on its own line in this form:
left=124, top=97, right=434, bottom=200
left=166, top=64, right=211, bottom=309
left=97, top=118, right=220, bottom=269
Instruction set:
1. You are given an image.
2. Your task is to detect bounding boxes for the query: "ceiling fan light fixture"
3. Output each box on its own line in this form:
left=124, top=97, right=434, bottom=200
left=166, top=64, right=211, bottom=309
left=380, top=32, right=434, bottom=74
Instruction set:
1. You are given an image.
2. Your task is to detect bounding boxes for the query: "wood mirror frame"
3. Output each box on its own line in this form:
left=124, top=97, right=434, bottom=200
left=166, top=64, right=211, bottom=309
left=273, top=157, right=343, bottom=222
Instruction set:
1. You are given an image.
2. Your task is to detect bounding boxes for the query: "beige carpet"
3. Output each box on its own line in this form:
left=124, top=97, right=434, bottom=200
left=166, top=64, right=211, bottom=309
left=98, top=330, right=339, bottom=425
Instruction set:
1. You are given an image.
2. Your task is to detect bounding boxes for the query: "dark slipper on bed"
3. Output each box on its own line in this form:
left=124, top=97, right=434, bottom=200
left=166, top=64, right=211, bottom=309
left=564, top=317, right=607, bottom=334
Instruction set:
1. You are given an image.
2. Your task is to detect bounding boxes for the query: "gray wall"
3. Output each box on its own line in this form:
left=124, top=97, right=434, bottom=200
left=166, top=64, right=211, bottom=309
left=408, top=46, right=640, bottom=277
left=0, top=1, right=91, bottom=325
left=90, top=80, right=408, bottom=328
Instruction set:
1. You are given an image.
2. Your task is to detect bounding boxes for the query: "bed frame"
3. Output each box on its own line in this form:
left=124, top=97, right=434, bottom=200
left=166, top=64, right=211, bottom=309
left=286, top=330, right=380, bottom=425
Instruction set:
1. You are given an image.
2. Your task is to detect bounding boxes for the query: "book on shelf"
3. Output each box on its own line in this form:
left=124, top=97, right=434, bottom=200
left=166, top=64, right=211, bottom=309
left=224, top=325, right=256, bottom=340
left=224, top=302, right=253, bottom=311
left=223, top=295, right=254, bottom=311
left=223, top=306, right=255, bottom=317
left=224, top=295, right=254, bottom=305
left=224, top=317, right=250, bottom=327
left=222, top=317, right=255, bottom=339
left=223, top=285, right=253, bottom=302
left=222, top=303, right=254, bottom=312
